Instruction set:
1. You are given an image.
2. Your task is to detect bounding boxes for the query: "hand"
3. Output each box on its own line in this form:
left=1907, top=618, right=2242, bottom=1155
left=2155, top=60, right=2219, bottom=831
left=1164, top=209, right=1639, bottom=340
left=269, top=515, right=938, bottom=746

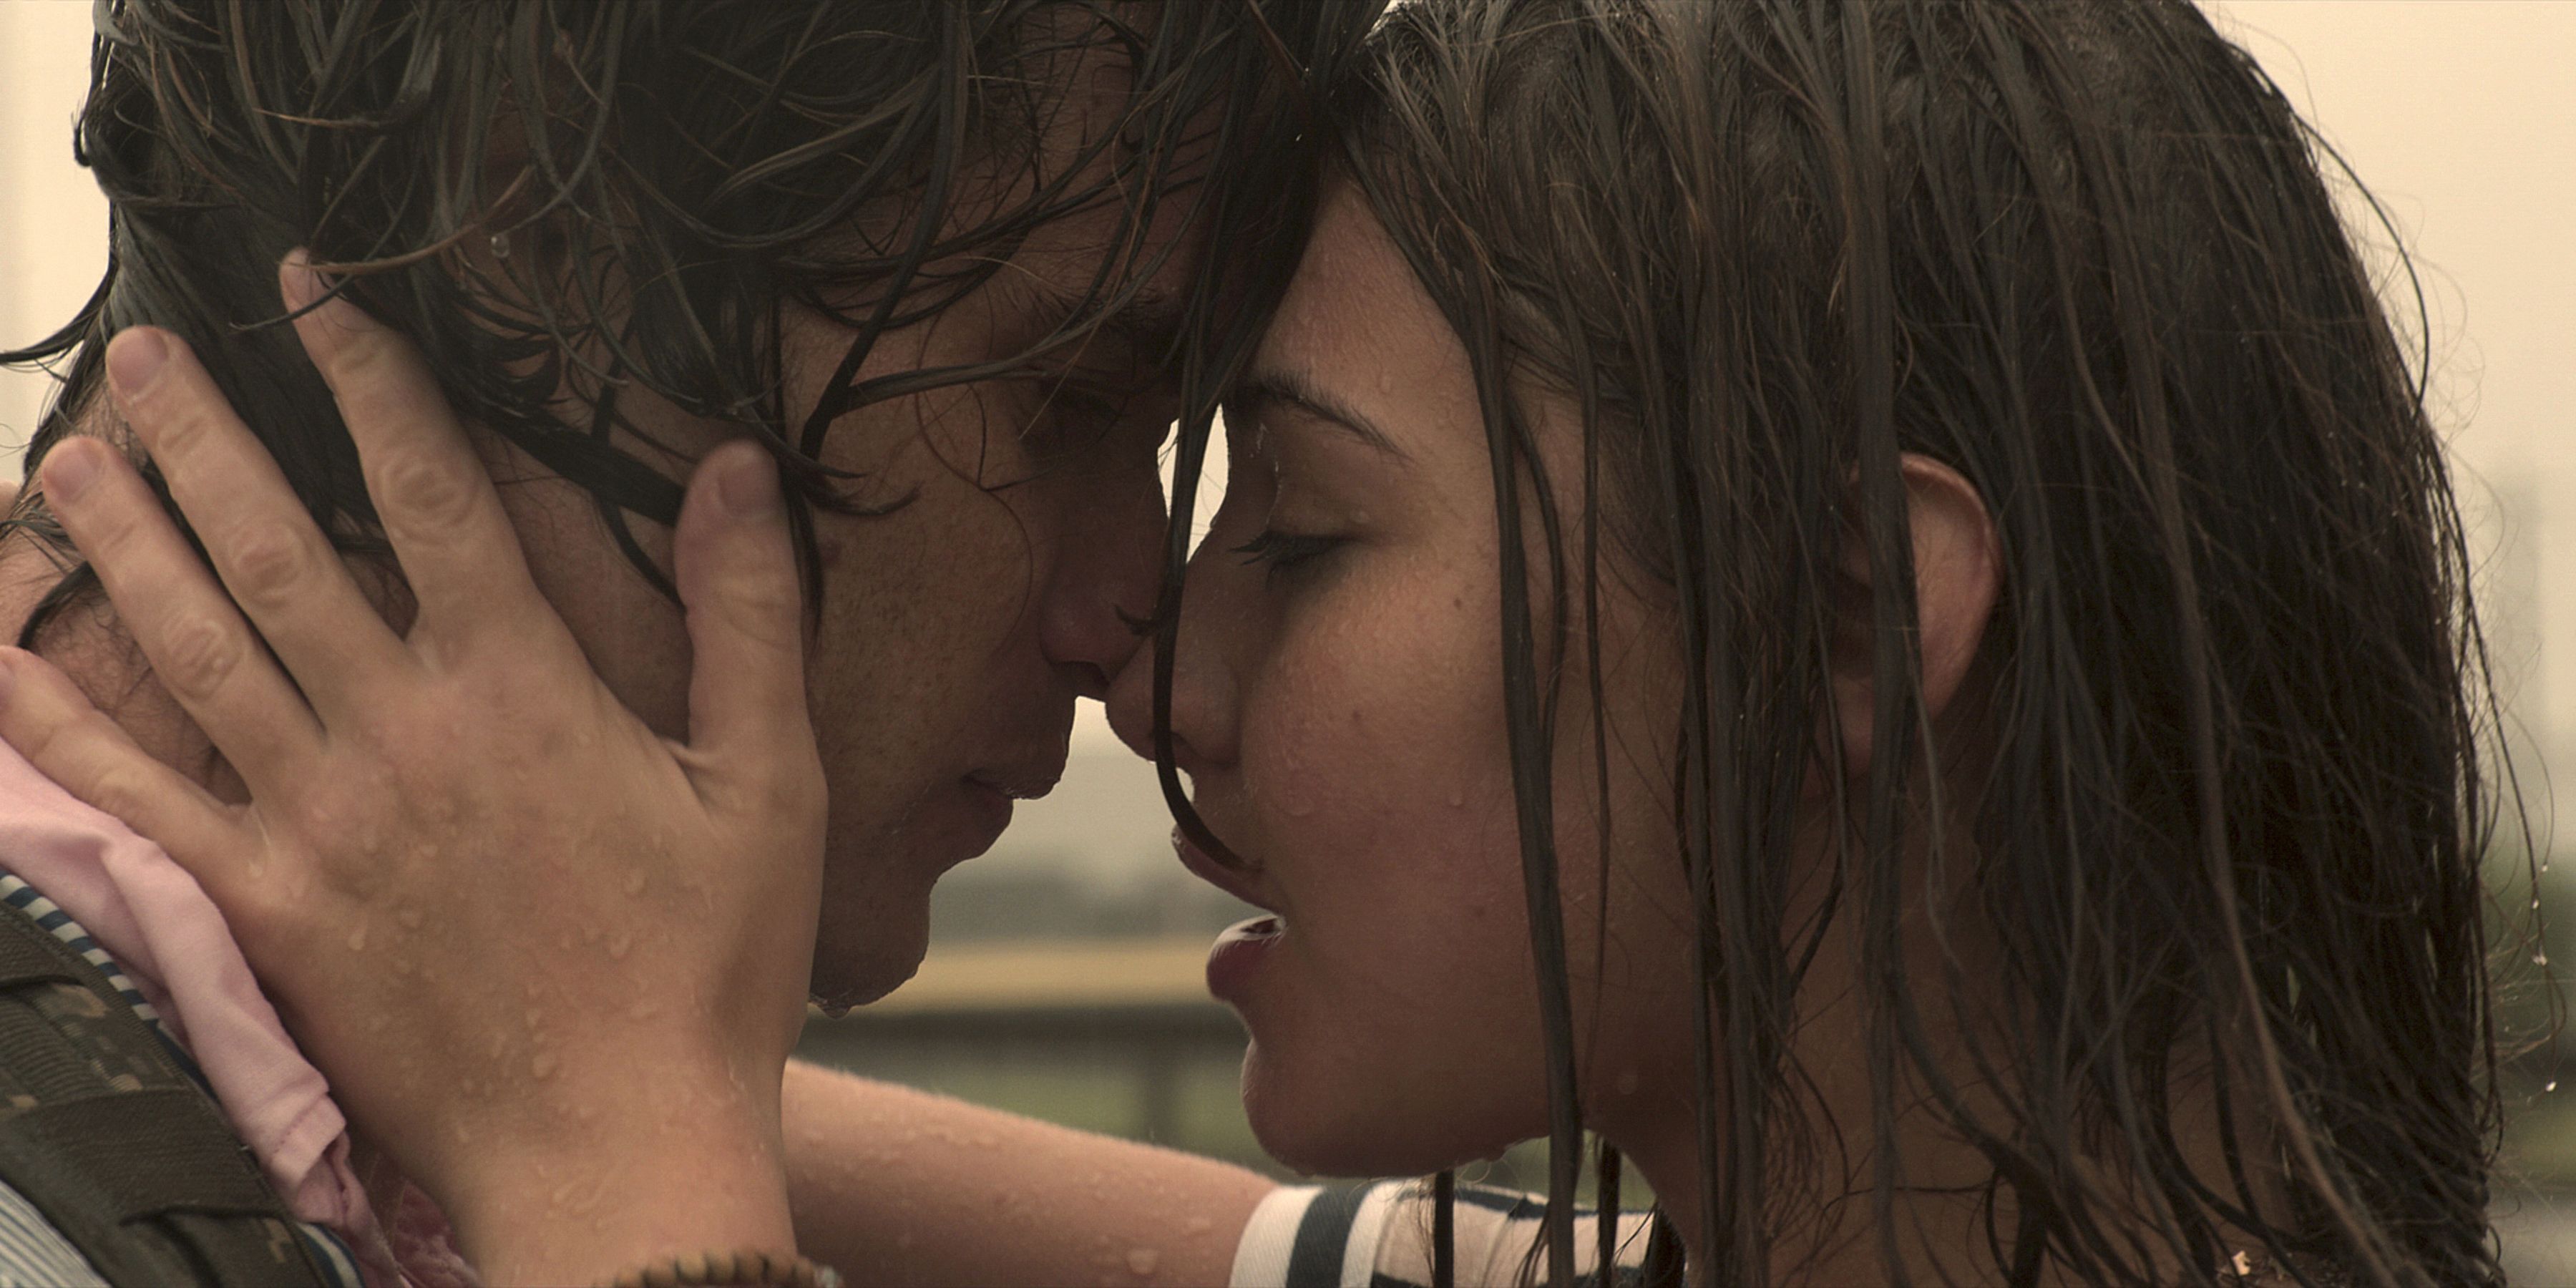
left=0, top=258, right=825, bottom=1284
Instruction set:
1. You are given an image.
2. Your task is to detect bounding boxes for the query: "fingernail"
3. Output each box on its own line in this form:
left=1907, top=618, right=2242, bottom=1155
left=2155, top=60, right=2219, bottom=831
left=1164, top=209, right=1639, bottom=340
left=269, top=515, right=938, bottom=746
left=106, top=329, right=169, bottom=401
left=42, top=441, right=100, bottom=504
left=717, top=449, right=781, bottom=519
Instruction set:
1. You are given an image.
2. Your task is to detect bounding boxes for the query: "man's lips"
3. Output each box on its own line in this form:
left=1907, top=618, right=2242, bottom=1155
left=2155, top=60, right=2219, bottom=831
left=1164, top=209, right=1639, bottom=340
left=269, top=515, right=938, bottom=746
left=1172, top=827, right=1276, bottom=912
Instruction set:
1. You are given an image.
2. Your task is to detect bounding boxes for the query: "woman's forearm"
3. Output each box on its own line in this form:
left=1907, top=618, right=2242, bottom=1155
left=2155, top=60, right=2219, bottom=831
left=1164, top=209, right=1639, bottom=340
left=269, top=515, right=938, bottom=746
left=783, top=1060, right=1275, bottom=1286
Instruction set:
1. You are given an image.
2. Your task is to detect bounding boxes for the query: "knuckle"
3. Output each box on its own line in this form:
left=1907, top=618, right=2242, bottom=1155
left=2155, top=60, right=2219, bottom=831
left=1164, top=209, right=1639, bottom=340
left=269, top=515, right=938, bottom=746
left=144, top=402, right=218, bottom=464
left=376, top=449, right=480, bottom=539
left=152, top=613, right=247, bottom=701
left=713, top=572, right=805, bottom=652
left=326, top=321, right=401, bottom=386
left=285, top=780, right=374, bottom=852
left=80, top=763, right=160, bottom=831
left=223, top=520, right=313, bottom=610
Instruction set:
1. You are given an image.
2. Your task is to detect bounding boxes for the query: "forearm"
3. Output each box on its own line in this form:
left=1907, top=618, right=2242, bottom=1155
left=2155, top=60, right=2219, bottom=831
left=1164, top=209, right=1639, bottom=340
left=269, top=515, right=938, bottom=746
left=783, top=1060, right=1275, bottom=1287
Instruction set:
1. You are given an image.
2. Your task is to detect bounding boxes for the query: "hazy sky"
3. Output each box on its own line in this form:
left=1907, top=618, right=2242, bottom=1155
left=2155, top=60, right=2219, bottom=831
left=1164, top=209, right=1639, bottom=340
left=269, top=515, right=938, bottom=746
left=1, top=1, right=2567, bottom=762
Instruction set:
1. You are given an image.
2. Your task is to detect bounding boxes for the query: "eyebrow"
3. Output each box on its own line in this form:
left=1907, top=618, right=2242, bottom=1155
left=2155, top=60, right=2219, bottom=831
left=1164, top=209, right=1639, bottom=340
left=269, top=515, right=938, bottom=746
left=1225, top=369, right=1405, bottom=458
left=1005, top=275, right=1188, bottom=370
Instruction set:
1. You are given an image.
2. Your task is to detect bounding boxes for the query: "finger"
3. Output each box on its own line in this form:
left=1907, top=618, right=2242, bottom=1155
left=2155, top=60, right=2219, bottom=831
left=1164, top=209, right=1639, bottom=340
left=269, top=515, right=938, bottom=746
left=36, top=436, right=328, bottom=796
left=279, top=255, right=552, bottom=655
left=101, top=326, right=413, bottom=720
left=672, top=444, right=818, bottom=789
left=0, top=646, right=261, bottom=903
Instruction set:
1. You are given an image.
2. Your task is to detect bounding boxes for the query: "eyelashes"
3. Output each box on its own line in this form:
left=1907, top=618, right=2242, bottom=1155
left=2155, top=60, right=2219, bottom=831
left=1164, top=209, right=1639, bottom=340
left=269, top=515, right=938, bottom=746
left=1230, top=529, right=1342, bottom=574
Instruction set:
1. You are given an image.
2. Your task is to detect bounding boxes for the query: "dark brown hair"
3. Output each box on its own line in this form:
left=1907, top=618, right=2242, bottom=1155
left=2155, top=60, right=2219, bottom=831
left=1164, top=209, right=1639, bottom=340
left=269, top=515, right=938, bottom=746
left=1160, top=1, right=2522, bottom=1283
left=3, top=0, right=1378, bottom=637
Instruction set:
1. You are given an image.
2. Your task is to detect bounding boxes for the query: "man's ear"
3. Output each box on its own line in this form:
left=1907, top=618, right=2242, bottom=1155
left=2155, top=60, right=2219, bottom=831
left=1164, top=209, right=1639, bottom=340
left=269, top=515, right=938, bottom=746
left=1829, top=453, right=2000, bottom=774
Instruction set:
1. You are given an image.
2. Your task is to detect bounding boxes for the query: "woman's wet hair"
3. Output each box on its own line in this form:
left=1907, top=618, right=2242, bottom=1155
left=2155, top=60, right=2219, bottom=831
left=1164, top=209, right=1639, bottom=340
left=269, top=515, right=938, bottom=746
left=1156, top=0, right=2524, bottom=1282
left=2, top=0, right=1376, bottom=643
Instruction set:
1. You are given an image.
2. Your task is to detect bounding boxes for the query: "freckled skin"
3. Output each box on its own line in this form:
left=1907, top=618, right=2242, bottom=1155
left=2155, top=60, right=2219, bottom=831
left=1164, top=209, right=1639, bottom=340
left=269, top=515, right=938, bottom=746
left=1106, top=186, right=1697, bottom=1179
left=484, top=120, right=1191, bottom=1011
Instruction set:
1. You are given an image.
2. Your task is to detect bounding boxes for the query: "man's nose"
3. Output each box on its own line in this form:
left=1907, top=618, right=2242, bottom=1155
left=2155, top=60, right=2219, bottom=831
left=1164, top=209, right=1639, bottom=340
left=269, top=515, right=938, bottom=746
left=1038, top=467, right=1164, bottom=700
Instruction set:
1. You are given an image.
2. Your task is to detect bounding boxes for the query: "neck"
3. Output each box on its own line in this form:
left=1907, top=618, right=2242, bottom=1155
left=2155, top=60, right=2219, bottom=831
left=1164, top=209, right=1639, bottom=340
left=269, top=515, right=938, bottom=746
left=2, top=514, right=420, bottom=1229
left=1605, top=997, right=2261, bottom=1286
left=1, top=542, right=245, bottom=805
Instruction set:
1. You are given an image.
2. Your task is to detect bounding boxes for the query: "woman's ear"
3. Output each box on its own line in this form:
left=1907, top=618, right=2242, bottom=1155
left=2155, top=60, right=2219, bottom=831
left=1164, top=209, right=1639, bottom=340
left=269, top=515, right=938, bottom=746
left=1830, top=454, right=2000, bottom=774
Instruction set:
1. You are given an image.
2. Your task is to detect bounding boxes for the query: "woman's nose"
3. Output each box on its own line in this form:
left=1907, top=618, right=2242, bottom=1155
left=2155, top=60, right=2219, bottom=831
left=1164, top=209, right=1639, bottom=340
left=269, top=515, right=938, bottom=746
left=1104, top=601, right=1238, bottom=773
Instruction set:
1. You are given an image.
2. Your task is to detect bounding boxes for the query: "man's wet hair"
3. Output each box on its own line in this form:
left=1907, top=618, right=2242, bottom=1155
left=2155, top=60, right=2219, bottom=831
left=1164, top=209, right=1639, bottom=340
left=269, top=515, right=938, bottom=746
left=3, top=0, right=1380, bottom=639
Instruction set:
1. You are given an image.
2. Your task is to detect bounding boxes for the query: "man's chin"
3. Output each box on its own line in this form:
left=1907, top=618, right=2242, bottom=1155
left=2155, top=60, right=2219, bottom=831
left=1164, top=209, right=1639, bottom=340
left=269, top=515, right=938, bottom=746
left=804, top=910, right=932, bottom=1015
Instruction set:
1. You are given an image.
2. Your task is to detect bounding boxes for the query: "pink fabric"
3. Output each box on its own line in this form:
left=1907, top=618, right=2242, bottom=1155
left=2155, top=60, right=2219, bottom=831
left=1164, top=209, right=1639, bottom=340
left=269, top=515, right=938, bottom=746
left=0, top=738, right=470, bottom=1287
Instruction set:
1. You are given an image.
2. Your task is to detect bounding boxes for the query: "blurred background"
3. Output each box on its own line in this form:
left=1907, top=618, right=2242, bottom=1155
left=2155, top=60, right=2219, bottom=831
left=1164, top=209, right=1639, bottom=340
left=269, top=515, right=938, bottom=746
left=5, top=0, right=2572, bottom=1277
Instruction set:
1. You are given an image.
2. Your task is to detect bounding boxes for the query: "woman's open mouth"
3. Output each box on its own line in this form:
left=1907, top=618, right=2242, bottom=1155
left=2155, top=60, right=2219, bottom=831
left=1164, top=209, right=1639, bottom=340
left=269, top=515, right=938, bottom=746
left=1206, top=914, right=1284, bottom=1002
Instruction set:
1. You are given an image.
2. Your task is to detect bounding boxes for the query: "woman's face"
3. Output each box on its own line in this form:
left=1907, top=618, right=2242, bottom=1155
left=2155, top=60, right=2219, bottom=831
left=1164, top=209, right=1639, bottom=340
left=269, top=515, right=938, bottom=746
left=1104, top=185, right=1695, bottom=1176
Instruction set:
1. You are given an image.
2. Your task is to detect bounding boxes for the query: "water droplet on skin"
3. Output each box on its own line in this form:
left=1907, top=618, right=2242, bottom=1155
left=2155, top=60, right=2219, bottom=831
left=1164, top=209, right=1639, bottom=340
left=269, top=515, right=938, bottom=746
left=625, top=868, right=649, bottom=897
left=1127, top=1248, right=1162, bottom=1277
left=346, top=922, right=369, bottom=952
left=1184, top=1216, right=1213, bottom=1235
left=608, top=932, right=633, bottom=961
left=526, top=1007, right=545, bottom=1032
left=532, top=1051, right=559, bottom=1080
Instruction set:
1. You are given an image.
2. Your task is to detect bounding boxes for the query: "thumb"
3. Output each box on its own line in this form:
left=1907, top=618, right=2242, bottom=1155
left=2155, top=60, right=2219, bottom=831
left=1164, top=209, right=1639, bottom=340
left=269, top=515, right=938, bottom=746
left=673, top=443, right=816, bottom=784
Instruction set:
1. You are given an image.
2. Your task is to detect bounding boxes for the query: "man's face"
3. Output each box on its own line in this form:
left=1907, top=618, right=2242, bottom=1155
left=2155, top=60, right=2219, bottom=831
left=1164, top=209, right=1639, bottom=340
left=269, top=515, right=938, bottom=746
left=487, top=69, right=1196, bottom=1010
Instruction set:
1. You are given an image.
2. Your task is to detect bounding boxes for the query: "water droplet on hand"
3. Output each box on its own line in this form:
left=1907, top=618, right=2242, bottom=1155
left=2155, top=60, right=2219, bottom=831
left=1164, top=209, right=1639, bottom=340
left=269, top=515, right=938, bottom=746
left=532, top=1050, right=558, bottom=1080
left=346, top=923, right=369, bottom=952
left=1126, top=1247, right=1160, bottom=1277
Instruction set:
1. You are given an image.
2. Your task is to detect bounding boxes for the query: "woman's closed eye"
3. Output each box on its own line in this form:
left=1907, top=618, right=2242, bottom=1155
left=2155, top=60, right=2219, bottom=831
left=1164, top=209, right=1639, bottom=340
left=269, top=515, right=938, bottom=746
left=1231, top=528, right=1342, bottom=577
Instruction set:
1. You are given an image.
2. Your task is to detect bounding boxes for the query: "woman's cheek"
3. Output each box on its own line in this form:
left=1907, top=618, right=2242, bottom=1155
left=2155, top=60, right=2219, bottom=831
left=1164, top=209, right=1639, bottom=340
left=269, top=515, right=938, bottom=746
left=1246, top=580, right=1508, bottom=860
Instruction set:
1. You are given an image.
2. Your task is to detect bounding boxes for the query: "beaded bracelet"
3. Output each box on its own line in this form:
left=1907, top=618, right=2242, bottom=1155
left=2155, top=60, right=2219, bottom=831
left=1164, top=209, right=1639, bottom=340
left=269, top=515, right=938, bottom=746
left=593, top=1249, right=843, bottom=1288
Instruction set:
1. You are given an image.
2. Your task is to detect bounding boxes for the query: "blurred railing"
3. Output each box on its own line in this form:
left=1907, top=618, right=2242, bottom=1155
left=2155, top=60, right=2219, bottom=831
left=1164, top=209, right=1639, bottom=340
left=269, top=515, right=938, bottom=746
left=794, top=937, right=1269, bottom=1167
